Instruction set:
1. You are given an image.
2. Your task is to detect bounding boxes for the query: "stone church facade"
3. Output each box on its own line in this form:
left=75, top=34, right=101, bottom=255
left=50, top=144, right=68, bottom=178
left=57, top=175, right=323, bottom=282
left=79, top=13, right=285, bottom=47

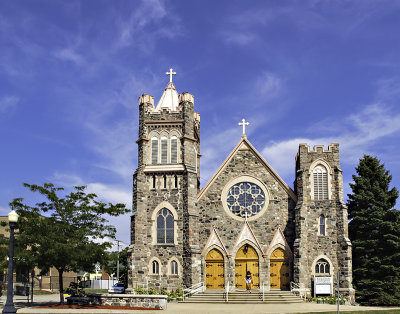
left=128, top=72, right=354, bottom=300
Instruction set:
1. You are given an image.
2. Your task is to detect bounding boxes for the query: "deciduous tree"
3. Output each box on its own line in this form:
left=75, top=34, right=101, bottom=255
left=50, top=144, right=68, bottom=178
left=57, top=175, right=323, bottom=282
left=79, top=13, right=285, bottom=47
left=12, top=183, right=129, bottom=304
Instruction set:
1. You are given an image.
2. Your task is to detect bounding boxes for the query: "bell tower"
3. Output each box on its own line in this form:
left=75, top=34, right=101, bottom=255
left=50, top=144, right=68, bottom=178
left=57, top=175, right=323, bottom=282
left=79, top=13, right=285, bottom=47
left=128, top=69, right=201, bottom=290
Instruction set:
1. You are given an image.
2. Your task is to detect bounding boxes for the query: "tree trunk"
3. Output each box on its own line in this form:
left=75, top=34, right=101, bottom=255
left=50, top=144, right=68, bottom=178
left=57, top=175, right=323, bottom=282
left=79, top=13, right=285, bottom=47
left=58, top=268, right=64, bottom=305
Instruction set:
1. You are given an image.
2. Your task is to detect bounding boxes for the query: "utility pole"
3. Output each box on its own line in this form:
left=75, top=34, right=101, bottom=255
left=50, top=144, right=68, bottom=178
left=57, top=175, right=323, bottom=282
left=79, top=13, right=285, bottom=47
left=116, top=240, right=120, bottom=282
left=337, top=271, right=340, bottom=314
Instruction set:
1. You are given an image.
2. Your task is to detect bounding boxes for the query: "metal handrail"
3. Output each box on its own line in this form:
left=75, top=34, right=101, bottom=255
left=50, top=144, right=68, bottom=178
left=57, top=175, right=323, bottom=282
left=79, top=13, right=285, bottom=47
left=290, top=281, right=306, bottom=300
left=182, top=282, right=205, bottom=301
left=225, top=281, right=229, bottom=302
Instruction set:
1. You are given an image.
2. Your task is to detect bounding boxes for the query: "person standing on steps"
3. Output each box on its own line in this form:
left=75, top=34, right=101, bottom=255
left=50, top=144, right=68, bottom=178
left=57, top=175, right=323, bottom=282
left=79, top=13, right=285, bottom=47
left=245, top=270, right=252, bottom=293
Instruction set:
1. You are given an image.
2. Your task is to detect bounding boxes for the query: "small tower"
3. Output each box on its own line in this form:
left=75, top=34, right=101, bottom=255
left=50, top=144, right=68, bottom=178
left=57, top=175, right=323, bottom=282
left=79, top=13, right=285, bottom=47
left=128, top=69, right=201, bottom=291
left=294, top=143, right=354, bottom=301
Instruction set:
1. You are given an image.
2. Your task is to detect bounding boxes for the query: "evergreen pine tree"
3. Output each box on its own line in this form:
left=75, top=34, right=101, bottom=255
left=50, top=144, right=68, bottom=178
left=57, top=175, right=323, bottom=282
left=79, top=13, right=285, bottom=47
left=348, top=155, right=400, bottom=305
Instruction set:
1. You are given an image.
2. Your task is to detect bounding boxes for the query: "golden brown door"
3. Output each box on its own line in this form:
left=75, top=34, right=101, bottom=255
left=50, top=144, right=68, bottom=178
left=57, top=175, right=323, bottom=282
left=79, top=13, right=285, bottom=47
left=270, top=248, right=290, bottom=290
left=235, top=244, right=259, bottom=289
left=205, top=249, right=224, bottom=289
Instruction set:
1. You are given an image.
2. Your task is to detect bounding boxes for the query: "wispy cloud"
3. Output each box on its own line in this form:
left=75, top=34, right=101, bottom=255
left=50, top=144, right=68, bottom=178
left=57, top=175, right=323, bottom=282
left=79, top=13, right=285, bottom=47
left=54, top=47, right=85, bottom=66
left=262, top=103, right=400, bottom=181
left=0, top=96, right=19, bottom=113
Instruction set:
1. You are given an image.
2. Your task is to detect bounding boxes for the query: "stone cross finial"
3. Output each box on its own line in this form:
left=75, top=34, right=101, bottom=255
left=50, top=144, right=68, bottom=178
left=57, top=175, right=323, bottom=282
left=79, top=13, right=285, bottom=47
left=238, top=118, right=250, bottom=135
left=166, top=68, right=176, bottom=83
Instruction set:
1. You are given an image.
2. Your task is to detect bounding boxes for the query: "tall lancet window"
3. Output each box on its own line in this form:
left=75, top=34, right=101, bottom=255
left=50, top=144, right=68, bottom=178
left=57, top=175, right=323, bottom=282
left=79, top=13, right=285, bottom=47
left=151, top=137, right=158, bottom=164
left=171, top=136, right=178, bottom=164
left=161, top=137, right=168, bottom=164
left=313, top=165, right=328, bottom=200
left=319, top=215, right=326, bottom=235
left=157, top=208, right=174, bottom=244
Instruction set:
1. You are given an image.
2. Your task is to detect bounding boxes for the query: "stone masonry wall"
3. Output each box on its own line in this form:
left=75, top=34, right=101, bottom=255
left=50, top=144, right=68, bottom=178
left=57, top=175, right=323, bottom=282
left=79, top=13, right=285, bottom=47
left=294, top=143, right=354, bottom=301
left=198, top=144, right=296, bottom=289
left=129, top=93, right=200, bottom=291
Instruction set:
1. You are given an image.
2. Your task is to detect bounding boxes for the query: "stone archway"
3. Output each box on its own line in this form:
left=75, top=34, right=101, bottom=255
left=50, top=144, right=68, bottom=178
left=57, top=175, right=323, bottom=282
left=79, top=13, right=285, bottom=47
left=235, top=244, right=259, bottom=289
left=205, top=248, right=224, bottom=289
left=270, top=247, right=290, bottom=290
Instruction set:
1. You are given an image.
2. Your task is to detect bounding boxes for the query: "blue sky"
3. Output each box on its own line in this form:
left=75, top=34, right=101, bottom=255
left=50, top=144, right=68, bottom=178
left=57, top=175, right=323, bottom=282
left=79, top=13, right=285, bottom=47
left=1, top=0, right=400, bottom=246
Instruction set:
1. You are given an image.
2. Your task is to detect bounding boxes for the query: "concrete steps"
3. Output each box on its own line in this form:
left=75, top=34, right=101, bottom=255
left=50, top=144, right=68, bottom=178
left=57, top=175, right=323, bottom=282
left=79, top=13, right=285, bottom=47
left=181, top=290, right=304, bottom=304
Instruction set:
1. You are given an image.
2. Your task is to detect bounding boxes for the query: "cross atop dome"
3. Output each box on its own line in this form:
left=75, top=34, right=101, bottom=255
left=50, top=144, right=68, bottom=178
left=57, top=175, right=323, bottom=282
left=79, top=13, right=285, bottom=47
left=166, top=68, right=176, bottom=83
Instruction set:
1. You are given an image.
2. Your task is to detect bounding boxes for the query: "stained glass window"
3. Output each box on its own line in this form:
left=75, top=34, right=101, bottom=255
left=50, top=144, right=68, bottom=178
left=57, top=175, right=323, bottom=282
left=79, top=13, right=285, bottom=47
left=226, top=182, right=265, bottom=218
left=171, top=260, right=178, bottom=275
left=152, top=260, right=159, bottom=274
left=157, top=208, right=174, bottom=244
left=315, top=259, right=330, bottom=274
left=319, top=215, right=325, bottom=235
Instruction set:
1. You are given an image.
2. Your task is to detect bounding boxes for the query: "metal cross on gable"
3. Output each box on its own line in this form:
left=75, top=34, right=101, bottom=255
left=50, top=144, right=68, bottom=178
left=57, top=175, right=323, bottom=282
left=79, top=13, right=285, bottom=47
left=238, top=118, right=250, bottom=135
left=166, top=68, right=176, bottom=83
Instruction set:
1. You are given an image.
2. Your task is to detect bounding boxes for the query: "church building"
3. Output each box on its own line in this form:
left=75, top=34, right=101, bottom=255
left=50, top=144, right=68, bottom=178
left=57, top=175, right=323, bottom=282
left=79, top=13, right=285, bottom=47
left=128, top=69, right=354, bottom=300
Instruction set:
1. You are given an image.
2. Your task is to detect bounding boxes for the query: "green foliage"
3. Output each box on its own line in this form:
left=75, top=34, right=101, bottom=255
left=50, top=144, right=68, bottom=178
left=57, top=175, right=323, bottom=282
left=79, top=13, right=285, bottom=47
left=11, top=183, right=129, bottom=304
left=133, top=286, right=182, bottom=302
left=104, top=247, right=129, bottom=288
left=347, top=155, right=400, bottom=306
left=65, top=282, right=86, bottom=297
left=307, top=296, right=345, bottom=305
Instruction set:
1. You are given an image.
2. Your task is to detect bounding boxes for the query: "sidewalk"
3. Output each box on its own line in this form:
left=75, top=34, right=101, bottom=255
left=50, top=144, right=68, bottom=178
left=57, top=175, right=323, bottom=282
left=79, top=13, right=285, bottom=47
left=2, top=294, right=399, bottom=313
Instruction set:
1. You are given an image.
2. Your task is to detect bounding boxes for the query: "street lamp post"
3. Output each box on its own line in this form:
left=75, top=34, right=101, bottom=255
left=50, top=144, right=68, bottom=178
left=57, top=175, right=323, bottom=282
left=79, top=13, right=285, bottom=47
left=2, top=210, right=19, bottom=314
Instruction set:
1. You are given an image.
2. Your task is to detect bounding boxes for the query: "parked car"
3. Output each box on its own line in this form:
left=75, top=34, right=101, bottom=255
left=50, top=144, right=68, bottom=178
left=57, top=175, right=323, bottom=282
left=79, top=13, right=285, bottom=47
left=108, top=282, right=125, bottom=294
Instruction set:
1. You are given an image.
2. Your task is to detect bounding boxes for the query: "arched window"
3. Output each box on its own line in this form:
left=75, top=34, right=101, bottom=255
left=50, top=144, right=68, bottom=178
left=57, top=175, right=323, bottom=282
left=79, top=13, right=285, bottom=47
left=161, top=137, right=168, bottom=164
left=319, top=215, right=325, bottom=235
left=315, top=259, right=330, bottom=275
left=171, top=260, right=178, bottom=275
left=151, top=137, right=158, bottom=164
left=152, top=260, right=159, bottom=274
left=171, top=136, right=178, bottom=164
left=313, top=165, right=328, bottom=200
left=157, top=208, right=174, bottom=244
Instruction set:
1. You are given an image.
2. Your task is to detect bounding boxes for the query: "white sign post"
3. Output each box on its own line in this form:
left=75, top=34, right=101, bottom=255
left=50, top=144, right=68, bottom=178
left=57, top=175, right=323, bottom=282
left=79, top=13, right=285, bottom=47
left=314, top=276, right=333, bottom=297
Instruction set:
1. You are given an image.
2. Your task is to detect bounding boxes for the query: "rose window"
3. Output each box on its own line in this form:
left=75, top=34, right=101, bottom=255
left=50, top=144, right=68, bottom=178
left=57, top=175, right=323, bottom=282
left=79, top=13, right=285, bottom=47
left=226, top=182, right=265, bottom=218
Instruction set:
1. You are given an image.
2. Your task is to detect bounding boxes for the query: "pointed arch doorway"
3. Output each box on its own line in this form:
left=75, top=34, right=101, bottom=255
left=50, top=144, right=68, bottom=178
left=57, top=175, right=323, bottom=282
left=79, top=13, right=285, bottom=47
left=270, top=248, right=290, bottom=290
left=235, top=244, right=259, bottom=289
left=205, top=249, right=224, bottom=289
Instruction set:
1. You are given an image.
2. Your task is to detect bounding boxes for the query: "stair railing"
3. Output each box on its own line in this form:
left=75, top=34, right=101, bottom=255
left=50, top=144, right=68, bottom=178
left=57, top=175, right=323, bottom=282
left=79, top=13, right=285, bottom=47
left=290, top=281, right=306, bottom=300
left=182, top=282, right=205, bottom=301
left=225, top=281, right=229, bottom=302
left=259, top=281, right=268, bottom=301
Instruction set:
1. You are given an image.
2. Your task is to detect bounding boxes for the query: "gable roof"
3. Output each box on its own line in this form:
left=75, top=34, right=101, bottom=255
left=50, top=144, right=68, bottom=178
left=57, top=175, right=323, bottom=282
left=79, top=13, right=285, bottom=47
left=197, top=135, right=297, bottom=202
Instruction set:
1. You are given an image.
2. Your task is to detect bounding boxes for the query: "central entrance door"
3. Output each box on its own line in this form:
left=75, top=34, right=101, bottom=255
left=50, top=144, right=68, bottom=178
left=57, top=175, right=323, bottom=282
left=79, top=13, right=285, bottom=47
left=270, top=247, right=290, bottom=290
left=205, top=249, right=224, bottom=289
left=235, top=244, right=259, bottom=289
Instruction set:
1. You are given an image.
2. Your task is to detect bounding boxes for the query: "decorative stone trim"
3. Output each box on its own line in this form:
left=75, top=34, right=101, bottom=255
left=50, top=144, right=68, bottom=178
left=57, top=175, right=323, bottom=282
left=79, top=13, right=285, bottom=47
left=148, top=257, right=163, bottom=276
left=166, top=257, right=182, bottom=276
left=309, top=158, right=333, bottom=200
left=311, top=255, right=334, bottom=276
left=151, top=201, right=179, bottom=245
left=221, top=175, right=270, bottom=221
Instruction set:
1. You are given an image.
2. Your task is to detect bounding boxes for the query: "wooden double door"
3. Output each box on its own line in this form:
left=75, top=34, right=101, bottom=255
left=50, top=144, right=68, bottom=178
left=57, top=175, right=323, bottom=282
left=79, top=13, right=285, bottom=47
left=235, top=244, right=259, bottom=289
left=205, top=249, right=225, bottom=289
left=270, top=248, right=290, bottom=290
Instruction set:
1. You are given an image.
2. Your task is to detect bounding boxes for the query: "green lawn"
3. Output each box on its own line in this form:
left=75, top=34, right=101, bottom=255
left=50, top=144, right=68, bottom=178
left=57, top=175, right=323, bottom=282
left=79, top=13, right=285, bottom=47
left=33, top=290, right=54, bottom=295
left=83, top=288, right=108, bottom=294
left=298, top=310, right=400, bottom=314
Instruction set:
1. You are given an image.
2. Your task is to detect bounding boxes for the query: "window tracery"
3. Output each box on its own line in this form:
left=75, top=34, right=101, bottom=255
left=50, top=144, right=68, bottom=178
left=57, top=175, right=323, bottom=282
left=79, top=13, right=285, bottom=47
left=315, top=258, right=330, bottom=275
left=157, top=208, right=174, bottom=244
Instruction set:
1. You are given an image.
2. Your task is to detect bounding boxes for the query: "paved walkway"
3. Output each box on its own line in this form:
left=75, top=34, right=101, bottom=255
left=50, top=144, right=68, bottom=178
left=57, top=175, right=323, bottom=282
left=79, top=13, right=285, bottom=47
left=2, top=295, right=399, bottom=313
